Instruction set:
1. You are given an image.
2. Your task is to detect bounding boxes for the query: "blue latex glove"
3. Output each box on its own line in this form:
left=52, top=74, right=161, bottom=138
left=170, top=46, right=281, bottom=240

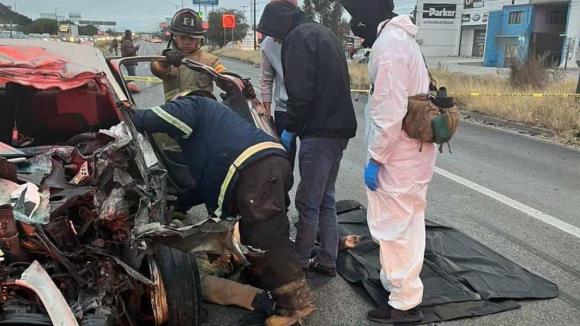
left=280, top=130, right=296, bottom=152
left=364, top=160, right=381, bottom=191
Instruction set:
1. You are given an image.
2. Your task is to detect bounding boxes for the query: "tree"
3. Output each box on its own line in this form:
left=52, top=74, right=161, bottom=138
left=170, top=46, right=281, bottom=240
left=22, top=18, right=58, bottom=35
left=206, top=9, right=249, bottom=47
left=302, top=0, right=345, bottom=38
left=79, top=25, right=98, bottom=36
left=0, top=3, right=32, bottom=26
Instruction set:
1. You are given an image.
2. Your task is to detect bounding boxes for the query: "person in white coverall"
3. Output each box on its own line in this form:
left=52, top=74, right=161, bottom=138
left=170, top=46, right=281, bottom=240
left=342, top=0, right=437, bottom=324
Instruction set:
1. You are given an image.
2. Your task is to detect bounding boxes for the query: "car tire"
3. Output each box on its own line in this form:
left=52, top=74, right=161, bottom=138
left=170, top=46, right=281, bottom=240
left=153, top=244, right=202, bottom=326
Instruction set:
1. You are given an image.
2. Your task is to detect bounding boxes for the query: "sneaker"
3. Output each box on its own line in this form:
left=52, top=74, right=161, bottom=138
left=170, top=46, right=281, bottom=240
left=252, top=290, right=277, bottom=316
left=366, top=306, right=423, bottom=324
left=308, top=259, right=336, bottom=277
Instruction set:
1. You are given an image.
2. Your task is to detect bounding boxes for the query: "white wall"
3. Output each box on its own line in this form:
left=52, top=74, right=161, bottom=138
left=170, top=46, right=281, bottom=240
left=562, top=0, right=579, bottom=68
left=460, top=27, right=474, bottom=56
left=416, top=0, right=464, bottom=57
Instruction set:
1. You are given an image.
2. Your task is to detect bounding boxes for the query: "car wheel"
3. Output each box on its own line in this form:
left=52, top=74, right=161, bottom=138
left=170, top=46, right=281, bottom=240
left=148, top=244, right=202, bottom=326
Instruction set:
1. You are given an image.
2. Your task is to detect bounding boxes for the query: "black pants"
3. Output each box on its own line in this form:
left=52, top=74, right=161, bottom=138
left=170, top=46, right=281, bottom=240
left=235, top=155, right=303, bottom=289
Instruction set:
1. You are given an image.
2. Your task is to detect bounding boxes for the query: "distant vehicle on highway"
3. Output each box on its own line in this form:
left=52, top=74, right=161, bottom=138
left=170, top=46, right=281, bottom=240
left=0, top=31, right=26, bottom=39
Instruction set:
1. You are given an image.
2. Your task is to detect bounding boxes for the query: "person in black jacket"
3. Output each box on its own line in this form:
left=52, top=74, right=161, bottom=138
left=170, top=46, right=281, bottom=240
left=127, top=95, right=315, bottom=323
left=258, top=1, right=357, bottom=277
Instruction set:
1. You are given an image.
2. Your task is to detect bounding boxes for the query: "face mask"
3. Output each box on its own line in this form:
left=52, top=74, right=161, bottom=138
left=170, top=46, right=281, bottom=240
left=341, top=0, right=396, bottom=48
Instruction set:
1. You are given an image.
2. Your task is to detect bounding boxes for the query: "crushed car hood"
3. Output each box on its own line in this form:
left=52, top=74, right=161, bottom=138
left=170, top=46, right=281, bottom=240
left=0, top=39, right=122, bottom=95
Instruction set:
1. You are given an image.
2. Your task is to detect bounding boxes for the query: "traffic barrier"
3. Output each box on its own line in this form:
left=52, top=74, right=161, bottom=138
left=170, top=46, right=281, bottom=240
left=350, top=89, right=580, bottom=98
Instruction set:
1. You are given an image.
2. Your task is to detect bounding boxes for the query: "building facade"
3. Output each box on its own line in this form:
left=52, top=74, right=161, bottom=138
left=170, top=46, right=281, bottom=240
left=415, top=0, right=579, bottom=68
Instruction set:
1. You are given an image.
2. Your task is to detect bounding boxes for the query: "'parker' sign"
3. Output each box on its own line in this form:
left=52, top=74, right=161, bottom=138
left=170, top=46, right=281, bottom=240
left=423, top=4, right=457, bottom=19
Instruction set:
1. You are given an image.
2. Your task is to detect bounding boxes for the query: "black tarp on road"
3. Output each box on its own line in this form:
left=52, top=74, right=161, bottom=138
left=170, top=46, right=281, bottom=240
left=335, top=200, right=558, bottom=324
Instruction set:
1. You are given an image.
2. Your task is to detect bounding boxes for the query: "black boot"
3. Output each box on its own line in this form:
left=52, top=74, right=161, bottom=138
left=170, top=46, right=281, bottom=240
left=367, top=306, right=423, bottom=324
left=252, top=290, right=277, bottom=316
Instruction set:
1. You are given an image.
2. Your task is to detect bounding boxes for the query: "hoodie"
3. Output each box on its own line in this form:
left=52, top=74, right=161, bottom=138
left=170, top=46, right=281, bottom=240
left=258, top=1, right=357, bottom=138
left=341, top=0, right=396, bottom=48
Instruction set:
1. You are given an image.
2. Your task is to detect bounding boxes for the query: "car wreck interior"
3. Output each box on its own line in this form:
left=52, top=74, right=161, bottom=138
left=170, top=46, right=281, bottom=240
left=0, top=83, right=119, bottom=147
left=0, top=81, right=200, bottom=325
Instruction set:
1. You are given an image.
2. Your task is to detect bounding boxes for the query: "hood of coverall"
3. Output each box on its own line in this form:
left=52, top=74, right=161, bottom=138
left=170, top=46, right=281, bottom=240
left=383, top=15, right=419, bottom=38
left=341, top=0, right=397, bottom=48
left=257, top=1, right=306, bottom=41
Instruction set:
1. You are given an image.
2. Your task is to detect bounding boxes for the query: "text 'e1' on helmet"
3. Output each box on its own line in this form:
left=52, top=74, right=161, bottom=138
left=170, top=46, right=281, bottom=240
left=170, top=9, right=204, bottom=38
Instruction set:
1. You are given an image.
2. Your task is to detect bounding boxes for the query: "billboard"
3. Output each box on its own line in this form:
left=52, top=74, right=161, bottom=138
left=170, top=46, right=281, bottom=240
left=79, top=20, right=116, bottom=26
left=222, top=14, right=236, bottom=29
left=192, top=0, right=219, bottom=5
left=69, top=12, right=82, bottom=21
left=422, top=4, right=457, bottom=20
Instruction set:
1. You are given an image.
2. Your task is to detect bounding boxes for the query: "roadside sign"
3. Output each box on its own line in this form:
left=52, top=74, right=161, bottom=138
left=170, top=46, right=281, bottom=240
left=222, top=14, right=236, bottom=29
left=192, top=0, right=219, bottom=5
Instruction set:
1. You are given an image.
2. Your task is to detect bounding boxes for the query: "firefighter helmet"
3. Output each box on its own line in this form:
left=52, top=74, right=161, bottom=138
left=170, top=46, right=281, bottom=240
left=170, top=9, right=204, bottom=38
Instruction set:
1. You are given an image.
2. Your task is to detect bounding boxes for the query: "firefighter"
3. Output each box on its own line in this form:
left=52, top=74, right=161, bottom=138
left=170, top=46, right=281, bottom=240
left=125, top=94, right=316, bottom=325
left=151, top=9, right=230, bottom=101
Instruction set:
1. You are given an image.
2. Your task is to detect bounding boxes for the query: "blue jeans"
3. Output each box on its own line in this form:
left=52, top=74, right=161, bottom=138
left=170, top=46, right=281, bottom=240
left=275, top=111, right=296, bottom=189
left=295, top=137, right=349, bottom=268
left=274, top=110, right=287, bottom=137
left=126, top=64, right=137, bottom=76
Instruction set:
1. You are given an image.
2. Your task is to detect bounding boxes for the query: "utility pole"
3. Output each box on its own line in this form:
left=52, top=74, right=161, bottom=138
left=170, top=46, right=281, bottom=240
left=241, top=5, right=248, bottom=20
left=576, top=72, right=580, bottom=102
left=253, top=0, right=256, bottom=50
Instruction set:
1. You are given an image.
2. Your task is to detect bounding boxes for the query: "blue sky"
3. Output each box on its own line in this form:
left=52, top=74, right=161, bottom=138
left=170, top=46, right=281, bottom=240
left=3, top=0, right=417, bottom=32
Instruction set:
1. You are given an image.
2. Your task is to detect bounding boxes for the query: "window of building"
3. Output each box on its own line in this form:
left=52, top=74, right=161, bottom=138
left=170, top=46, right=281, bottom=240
left=508, top=11, right=523, bottom=24
left=546, top=10, right=566, bottom=25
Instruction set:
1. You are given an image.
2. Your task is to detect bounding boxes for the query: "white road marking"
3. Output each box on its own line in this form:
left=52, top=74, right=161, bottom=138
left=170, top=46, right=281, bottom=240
left=434, top=166, right=580, bottom=239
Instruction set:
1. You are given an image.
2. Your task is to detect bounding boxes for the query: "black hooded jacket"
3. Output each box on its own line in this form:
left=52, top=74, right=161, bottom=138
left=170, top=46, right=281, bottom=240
left=258, top=2, right=356, bottom=138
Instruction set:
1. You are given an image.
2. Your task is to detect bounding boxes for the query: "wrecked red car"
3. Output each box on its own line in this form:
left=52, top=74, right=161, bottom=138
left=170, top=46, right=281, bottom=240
left=0, top=39, right=267, bottom=325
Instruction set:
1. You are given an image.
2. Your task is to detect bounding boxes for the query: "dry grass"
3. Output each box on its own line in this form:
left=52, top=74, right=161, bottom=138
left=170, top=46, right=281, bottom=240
left=215, top=48, right=579, bottom=140
left=432, top=70, right=579, bottom=139
left=213, top=48, right=261, bottom=65
left=348, top=63, right=369, bottom=90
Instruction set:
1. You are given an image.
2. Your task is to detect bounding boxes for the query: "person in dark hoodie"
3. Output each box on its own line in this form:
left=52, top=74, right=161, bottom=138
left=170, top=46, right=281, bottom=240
left=258, top=1, right=357, bottom=279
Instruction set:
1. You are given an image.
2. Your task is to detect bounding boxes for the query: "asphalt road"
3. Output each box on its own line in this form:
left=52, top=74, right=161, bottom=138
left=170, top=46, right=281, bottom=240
left=129, top=43, right=580, bottom=326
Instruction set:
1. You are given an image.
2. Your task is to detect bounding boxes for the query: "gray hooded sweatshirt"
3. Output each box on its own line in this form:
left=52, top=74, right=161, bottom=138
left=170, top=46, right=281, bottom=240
left=260, top=37, right=288, bottom=113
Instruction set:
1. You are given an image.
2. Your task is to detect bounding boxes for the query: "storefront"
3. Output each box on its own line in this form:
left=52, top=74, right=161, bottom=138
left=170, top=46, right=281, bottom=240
left=416, top=0, right=578, bottom=66
left=460, top=11, right=489, bottom=57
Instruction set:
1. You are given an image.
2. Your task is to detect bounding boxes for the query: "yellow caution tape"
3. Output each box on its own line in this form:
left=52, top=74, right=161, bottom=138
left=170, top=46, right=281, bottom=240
left=451, top=92, right=580, bottom=98
left=350, top=89, right=580, bottom=98
left=123, top=75, right=163, bottom=83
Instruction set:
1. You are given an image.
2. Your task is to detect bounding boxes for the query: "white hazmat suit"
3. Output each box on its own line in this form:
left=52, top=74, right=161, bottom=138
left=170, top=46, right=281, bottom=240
left=365, top=15, right=437, bottom=311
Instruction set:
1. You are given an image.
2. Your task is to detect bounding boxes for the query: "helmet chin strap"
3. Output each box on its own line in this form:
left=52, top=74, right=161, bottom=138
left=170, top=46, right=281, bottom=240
left=167, top=33, right=204, bottom=53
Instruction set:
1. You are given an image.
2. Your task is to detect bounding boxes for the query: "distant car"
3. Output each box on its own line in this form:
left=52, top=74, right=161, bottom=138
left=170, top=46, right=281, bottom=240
left=352, top=48, right=371, bottom=64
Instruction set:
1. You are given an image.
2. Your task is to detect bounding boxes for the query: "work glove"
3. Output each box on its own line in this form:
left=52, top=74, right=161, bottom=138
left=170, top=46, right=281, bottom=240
left=364, top=159, right=380, bottom=191
left=280, top=130, right=296, bottom=152
left=119, top=105, right=135, bottom=120
left=162, top=48, right=183, bottom=67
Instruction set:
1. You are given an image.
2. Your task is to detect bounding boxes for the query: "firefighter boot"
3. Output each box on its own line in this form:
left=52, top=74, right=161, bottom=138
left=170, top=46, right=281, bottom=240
left=265, top=279, right=316, bottom=326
